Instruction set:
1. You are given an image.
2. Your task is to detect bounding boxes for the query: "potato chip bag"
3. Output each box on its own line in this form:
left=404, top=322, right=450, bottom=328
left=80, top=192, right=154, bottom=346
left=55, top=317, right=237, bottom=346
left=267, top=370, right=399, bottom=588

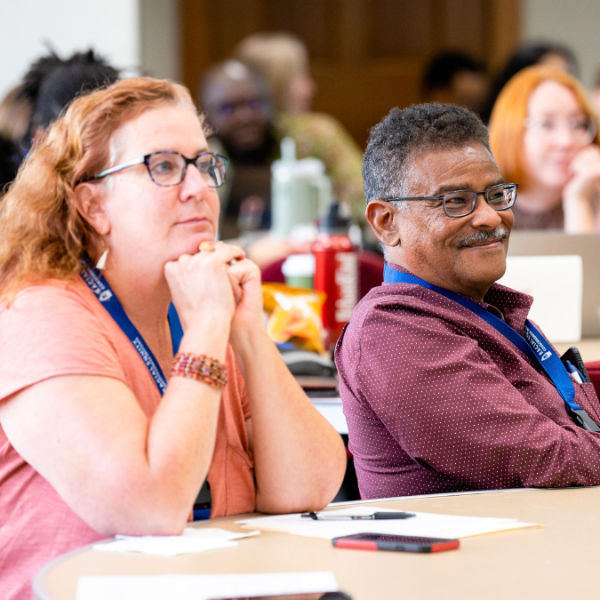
left=261, top=283, right=326, bottom=355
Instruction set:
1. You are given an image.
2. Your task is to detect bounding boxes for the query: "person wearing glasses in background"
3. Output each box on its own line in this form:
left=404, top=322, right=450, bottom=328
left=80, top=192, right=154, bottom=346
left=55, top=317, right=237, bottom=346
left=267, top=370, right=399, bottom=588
left=335, top=103, right=600, bottom=501
left=0, top=78, right=345, bottom=600
left=489, top=66, right=600, bottom=232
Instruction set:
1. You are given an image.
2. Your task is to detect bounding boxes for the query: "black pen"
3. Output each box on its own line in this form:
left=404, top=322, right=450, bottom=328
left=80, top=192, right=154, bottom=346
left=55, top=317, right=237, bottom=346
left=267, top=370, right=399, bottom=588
left=301, top=511, right=416, bottom=521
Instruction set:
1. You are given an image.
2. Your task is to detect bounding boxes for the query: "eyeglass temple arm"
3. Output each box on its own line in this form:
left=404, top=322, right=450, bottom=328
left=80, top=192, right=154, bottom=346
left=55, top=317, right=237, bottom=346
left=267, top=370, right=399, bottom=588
left=94, top=156, right=146, bottom=180
left=379, top=196, right=442, bottom=202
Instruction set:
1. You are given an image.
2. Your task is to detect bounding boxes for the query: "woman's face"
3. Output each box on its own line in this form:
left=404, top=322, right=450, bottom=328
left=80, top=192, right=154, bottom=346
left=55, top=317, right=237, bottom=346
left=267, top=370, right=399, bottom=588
left=100, top=104, right=220, bottom=266
left=523, top=80, right=593, bottom=192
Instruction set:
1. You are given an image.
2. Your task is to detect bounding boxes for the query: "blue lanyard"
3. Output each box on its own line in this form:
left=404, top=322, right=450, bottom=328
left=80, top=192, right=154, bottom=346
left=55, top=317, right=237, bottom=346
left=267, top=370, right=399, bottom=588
left=80, top=262, right=213, bottom=519
left=383, top=264, right=582, bottom=412
left=81, top=264, right=183, bottom=395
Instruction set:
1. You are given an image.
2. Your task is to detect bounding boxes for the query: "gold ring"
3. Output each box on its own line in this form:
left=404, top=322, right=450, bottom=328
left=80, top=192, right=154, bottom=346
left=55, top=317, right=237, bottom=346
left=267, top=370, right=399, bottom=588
left=199, top=241, right=216, bottom=252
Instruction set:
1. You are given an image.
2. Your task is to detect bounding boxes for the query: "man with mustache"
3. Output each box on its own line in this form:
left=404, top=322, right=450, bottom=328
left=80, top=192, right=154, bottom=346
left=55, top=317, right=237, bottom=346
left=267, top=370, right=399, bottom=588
left=335, top=103, right=600, bottom=499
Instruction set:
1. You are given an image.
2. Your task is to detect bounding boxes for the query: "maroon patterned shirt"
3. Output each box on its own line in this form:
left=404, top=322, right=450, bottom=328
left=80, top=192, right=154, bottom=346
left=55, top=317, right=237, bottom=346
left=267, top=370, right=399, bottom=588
left=335, top=263, right=600, bottom=499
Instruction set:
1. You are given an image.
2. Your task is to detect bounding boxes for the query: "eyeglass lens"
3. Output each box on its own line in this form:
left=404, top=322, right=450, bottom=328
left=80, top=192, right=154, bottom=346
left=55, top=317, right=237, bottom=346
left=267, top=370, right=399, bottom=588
left=443, top=184, right=516, bottom=217
left=147, top=152, right=227, bottom=188
left=526, top=117, right=595, bottom=142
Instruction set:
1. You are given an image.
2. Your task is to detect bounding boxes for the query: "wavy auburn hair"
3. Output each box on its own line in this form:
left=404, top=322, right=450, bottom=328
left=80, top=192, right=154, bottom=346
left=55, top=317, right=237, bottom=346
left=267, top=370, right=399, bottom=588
left=0, top=77, right=199, bottom=302
left=489, top=65, right=599, bottom=191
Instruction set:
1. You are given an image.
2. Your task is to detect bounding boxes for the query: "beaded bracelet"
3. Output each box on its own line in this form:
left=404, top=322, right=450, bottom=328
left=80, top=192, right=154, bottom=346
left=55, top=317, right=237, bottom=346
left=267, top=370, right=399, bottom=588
left=171, top=352, right=228, bottom=390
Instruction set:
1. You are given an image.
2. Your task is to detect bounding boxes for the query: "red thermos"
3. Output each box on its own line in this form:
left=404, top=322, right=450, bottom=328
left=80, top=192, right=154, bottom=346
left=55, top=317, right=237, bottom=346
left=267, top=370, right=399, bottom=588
left=313, top=203, right=359, bottom=348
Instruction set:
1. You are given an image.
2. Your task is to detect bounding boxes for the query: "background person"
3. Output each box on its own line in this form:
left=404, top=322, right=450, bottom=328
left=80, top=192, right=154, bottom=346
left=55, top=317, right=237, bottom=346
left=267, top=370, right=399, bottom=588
left=489, top=66, right=600, bottom=232
left=233, top=32, right=365, bottom=226
left=480, top=41, right=578, bottom=124
left=234, top=31, right=316, bottom=114
left=200, top=60, right=276, bottom=239
left=20, top=49, right=119, bottom=151
left=421, top=51, right=489, bottom=115
left=0, top=84, right=32, bottom=146
left=0, top=77, right=346, bottom=600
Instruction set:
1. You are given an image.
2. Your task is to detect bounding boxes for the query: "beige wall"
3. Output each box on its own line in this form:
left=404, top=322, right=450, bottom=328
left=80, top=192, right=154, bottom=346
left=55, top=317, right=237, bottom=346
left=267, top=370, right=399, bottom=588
left=523, top=0, right=600, bottom=88
left=140, top=0, right=181, bottom=81
left=0, top=0, right=140, bottom=100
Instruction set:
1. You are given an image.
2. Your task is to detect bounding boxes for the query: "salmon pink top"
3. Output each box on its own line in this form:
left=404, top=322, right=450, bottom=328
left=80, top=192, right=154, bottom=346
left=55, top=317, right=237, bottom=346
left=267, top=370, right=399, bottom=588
left=0, top=278, right=255, bottom=600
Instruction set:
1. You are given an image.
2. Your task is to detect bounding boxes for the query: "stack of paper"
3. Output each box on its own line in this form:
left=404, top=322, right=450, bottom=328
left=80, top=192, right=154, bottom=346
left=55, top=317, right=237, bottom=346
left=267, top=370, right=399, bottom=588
left=237, top=506, right=539, bottom=539
left=77, top=571, right=338, bottom=600
left=93, top=527, right=260, bottom=556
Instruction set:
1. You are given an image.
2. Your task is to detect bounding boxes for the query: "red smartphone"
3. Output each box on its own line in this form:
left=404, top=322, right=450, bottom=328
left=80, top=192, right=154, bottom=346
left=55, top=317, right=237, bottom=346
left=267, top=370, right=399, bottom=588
left=332, top=533, right=459, bottom=553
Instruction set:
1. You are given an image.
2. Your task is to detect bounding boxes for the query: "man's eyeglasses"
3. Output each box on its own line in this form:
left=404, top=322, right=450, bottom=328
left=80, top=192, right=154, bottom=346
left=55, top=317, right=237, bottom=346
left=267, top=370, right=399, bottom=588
left=213, top=97, right=268, bottom=117
left=381, top=183, right=518, bottom=218
left=524, top=116, right=596, bottom=144
left=89, top=151, right=229, bottom=188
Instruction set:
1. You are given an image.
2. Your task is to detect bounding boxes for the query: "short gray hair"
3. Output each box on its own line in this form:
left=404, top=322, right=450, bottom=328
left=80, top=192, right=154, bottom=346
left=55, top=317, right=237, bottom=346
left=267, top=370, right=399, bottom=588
left=362, top=103, right=490, bottom=202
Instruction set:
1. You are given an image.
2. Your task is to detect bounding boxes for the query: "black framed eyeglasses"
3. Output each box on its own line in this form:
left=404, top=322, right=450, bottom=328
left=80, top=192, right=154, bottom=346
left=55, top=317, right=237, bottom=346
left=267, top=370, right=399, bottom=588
left=89, top=150, right=229, bottom=188
left=381, top=183, right=518, bottom=218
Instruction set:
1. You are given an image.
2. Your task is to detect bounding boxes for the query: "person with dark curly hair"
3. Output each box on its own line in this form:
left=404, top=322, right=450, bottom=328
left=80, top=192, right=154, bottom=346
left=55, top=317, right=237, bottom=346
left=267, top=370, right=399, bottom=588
left=19, top=49, right=119, bottom=150
left=336, top=102, right=600, bottom=500
left=421, top=51, right=489, bottom=115
left=0, top=134, right=19, bottom=194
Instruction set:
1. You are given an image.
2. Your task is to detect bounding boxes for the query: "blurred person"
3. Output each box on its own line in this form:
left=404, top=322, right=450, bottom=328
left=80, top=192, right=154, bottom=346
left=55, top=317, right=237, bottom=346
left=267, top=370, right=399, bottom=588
left=481, top=42, right=578, bottom=123
left=421, top=51, right=489, bottom=114
left=20, top=49, right=119, bottom=149
left=489, top=66, right=600, bottom=232
left=0, top=77, right=346, bottom=600
left=233, top=33, right=365, bottom=225
left=200, top=59, right=364, bottom=247
left=200, top=60, right=276, bottom=240
left=0, top=84, right=32, bottom=145
left=589, top=63, right=600, bottom=120
left=0, top=134, right=19, bottom=194
left=234, top=31, right=315, bottom=114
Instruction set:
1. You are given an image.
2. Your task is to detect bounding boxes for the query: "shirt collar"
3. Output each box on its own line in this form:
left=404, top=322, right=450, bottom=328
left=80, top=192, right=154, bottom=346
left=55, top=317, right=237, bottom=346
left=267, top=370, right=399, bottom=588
left=385, top=262, right=534, bottom=332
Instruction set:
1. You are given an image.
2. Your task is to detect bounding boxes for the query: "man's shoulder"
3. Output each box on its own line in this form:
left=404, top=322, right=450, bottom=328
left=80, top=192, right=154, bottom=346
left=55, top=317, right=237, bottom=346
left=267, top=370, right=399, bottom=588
left=350, top=281, right=446, bottom=327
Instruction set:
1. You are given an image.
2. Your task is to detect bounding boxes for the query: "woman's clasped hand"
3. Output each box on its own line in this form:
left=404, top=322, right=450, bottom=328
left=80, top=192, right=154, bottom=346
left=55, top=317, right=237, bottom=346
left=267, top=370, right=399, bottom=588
left=164, top=242, right=248, bottom=331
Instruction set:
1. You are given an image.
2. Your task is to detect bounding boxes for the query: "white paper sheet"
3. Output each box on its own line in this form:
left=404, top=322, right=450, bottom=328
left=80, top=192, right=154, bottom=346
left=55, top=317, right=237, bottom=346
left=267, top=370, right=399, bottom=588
left=93, top=527, right=260, bottom=556
left=76, top=571, right=338, bottom=600
left=236, top=506, right=539, bottom=540
left=498, top=255, right=582, bottom=342
left=310, top=398, right=348, bottom=434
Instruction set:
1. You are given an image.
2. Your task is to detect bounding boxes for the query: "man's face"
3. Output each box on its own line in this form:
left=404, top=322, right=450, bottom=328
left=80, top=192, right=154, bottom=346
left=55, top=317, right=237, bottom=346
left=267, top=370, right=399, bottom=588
left=203, top=72, right=270, bottom=153
left=393, top=144, right=514, bottom=300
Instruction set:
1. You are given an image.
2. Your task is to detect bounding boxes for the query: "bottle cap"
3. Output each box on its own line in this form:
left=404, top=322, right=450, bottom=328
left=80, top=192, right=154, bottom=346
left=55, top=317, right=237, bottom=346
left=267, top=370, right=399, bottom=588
left=282, top=253, right=315, bottom=290
left=319, top=202, right=350, bottom=234
left=282, top=253, right=316, bottom=277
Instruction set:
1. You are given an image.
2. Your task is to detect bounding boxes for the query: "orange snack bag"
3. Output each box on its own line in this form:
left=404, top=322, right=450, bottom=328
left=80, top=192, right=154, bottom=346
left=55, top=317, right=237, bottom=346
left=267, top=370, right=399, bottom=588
left=261, top=283, right=326, bottom=355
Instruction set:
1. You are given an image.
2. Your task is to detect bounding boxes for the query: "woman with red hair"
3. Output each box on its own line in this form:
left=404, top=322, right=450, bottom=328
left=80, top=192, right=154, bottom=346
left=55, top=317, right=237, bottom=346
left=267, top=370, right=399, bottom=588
left=0, top=77, right=345, bottom=600
left=489, top=65, right=600, bottom=231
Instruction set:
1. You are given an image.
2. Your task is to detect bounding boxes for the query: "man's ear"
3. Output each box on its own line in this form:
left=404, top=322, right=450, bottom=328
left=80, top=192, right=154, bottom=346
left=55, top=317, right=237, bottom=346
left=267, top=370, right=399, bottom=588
left=365, top=200, right=401, bottom=248
left=74, top=183, right=110, bottom=236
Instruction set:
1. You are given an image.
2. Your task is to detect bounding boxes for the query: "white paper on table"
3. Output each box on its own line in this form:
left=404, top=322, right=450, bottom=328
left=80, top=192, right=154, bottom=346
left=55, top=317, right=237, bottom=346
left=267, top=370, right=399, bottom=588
left=76, top=571, right=338, bottom=600
left=236, top=506, right=540, bottom=540
left=93, top=527, right=260, bottom=556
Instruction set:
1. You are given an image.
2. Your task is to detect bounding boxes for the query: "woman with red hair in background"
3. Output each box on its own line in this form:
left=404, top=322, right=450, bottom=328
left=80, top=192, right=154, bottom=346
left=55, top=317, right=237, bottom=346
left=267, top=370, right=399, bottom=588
left=489, top=65, right=600, bottom=232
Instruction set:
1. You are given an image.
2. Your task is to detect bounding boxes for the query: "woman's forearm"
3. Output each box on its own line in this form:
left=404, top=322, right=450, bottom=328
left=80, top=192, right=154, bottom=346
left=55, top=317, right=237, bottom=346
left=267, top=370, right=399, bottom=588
left=137, top=321, right=232, bottom=531
left=231, top=326, right=346, bottom=514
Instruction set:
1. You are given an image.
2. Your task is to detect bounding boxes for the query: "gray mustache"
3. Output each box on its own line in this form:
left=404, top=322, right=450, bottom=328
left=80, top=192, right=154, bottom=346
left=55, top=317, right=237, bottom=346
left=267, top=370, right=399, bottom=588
left=457, top=227, right=509, bottom=248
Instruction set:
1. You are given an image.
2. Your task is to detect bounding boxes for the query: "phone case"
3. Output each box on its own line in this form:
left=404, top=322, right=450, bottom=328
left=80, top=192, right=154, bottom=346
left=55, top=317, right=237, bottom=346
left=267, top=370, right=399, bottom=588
left=332, top=534, right=459, bottom=553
